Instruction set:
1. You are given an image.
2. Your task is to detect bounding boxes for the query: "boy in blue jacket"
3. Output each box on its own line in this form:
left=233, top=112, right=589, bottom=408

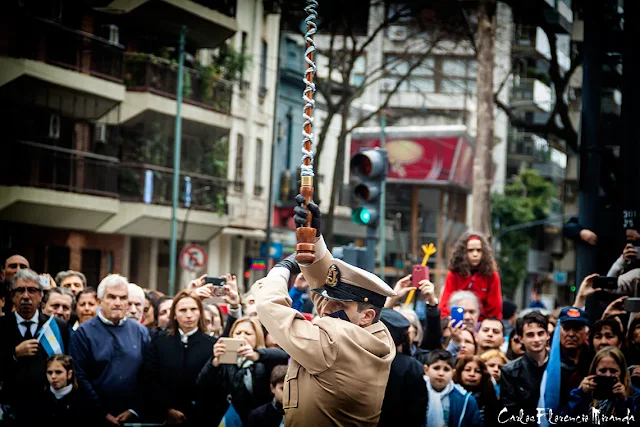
left=424, top=349, right=483, bottom=427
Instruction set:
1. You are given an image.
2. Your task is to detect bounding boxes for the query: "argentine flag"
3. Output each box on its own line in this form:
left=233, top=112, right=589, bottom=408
left=537, top=320, right=562, bottom=427
left=219, top=402, right=242, bottom=427
left=36, top=316, right=64, bottom=357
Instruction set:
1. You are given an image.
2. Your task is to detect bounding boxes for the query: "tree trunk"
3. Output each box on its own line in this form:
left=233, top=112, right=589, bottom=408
left=323, top=108, right=350, bottom=249
left=471, top=0, right=496, bottom=236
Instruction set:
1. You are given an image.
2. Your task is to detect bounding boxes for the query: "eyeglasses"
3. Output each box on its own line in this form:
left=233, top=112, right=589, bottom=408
left=7, top=263, right=28, bottom=269
left=12, top=286, right=42, bottom=295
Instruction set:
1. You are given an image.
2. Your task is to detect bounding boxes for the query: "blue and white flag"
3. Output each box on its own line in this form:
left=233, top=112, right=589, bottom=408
left=537, top=321, right=562, bottom=427
left=219, top=402, right=242, bottom=427
left=36, top=316, right=64, bottom=357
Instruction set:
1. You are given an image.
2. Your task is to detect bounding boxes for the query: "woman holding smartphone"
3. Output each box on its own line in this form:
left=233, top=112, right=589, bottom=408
left=561, top=346, right=640, bottom=424
left=197, top=316, right=289, bottom=425
left=143, top=290, right=215, bottom=425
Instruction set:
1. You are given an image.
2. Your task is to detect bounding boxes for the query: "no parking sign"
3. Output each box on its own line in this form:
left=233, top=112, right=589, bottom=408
left=179, top=244, right=207, bottom=272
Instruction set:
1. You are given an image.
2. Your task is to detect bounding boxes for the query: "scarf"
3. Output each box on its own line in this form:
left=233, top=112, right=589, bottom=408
left=50, top=384, right=73, bottom=400
left=426, top=379, right=454, bottom=427
left=237, top=357, right=254, bottom=394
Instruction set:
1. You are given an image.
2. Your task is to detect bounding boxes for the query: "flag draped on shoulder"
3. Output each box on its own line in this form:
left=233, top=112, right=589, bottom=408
left=36, top=316, right=64, bottom=357
left=537, top=320, right=562, bottom=427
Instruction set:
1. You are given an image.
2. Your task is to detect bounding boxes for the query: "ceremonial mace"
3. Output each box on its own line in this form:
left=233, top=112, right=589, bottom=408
left=295, top=0, right=318, bottom=264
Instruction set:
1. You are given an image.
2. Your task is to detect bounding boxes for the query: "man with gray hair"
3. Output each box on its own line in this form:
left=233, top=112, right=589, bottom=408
left=0, top=269, right=71, bottom=422
left=126, top=283, right=145, bottom=322
left=42, top=286, right=75, bottom=322
left=70, top=274, right=150, bottom=426
left=447, top=290, right=481, bottom=332
left=55, top=270, right=87, bottom=297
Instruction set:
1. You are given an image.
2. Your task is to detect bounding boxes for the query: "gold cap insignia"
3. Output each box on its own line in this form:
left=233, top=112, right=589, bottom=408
left=326, top=264, right=340, bottom=287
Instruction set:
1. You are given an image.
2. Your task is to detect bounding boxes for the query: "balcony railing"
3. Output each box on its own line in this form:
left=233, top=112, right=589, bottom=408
left=119, top=163, right=228, bottom=213
left=5, top=141, right=119, bottom=198
left=7, top=17, right=124, bottom=83
left=124, top=53, right=232, bottom=114
left=3, top=141, right=230, bottom=214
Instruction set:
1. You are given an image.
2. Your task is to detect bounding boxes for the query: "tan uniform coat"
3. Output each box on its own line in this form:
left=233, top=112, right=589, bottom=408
left=252, top=237, right=395, bottom=427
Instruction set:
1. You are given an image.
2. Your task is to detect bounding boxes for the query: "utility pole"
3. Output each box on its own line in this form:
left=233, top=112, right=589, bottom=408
left=471, top=0, right=496, bottom=236
left=378, top=112, right=387, bottom=277
left=168, top=26, right=186, bottom=296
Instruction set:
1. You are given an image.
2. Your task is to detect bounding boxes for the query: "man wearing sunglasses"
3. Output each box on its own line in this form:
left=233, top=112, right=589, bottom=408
left=2, top=254, right=30, bottom=315
left=0, top=268, right=71, bottom=423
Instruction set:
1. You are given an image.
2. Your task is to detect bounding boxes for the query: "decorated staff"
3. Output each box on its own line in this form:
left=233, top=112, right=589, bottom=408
left=295, top=0, right=318, bottom=265
left=250, top=2, right=397, bottom=425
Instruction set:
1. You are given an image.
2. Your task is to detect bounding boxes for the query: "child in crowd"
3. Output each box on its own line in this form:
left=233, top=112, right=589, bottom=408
left=246, top=365, right=288, bottom=427
left=42, top=354, right=91, bottom=427
left=453, top=356, right=500, bottom=424
left=424, top=349, right=482, bottom=427
left=479, top=349, right=508, bottom=397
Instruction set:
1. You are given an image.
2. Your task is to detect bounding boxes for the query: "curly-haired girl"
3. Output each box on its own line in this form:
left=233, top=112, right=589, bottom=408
left=440, top=232, right=502, bottom=320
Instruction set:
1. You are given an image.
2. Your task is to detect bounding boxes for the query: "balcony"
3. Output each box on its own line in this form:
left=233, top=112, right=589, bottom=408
left=0, top=17, right=125, bottom=120
left=124, top=53, right=232, bottom=115
left=119, top=163, right=228, bottom=214
left=6, top=17, right=124, bottom=83
left=511, top=78, right=552, bottom=112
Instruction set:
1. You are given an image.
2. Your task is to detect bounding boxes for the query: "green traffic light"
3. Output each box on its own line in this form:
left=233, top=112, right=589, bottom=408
left=570, top=285, right=576, bottom=292
left=351, top=207, right=371, bottom=225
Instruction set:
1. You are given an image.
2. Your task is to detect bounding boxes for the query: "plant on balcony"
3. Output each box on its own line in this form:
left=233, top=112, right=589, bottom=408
left=491, top=168, right=555, bottom=295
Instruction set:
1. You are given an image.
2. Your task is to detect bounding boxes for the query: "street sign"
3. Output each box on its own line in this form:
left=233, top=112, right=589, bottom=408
left=554, top=270, right=568, bottom=285
left=260, top=242, right=283, bottom=259
left=179, top=244, right=207, bottom=272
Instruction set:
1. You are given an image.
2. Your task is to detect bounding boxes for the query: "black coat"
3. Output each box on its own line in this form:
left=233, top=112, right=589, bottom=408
left=246, top=400, right=284, bottom=427
left=143, top=329, right=215, bottom=425
left=38, top=388, right=96, bottom=427
left=196, top=347, right=289, bottom=425
left=378, top=352, right=428, bottom=427
left=0, top=312, right=71, bottom=422
left=500, top=352, right=547, bottom=423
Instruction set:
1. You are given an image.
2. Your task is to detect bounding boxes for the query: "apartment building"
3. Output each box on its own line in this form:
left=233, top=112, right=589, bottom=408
left=0, top=0, right=280, bottom=293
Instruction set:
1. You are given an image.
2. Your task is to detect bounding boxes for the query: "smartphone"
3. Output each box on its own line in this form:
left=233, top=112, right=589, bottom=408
left=412, top=265, right=430, bottom=288
left=624, top=297, right=640, bottom=313
left=205, top=276, right=226, bottom=286
left=593, top=276, right=618, bottom=290
left=39, top=275, right=51, bottom=290
left=634, top=246, right=640, bottom=260
left=211, top=285, right=227, bottom=297
left=451, top=306, right=465, bottom=328
left=218, top=338, right=245, bottom=364
left=593, top=375, right=617, bottom=400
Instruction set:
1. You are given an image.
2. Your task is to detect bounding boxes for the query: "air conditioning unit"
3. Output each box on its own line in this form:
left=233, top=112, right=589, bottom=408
left=95, top=123, right=107, bottom=143
left=108, top=25, right=119, bottom=45
left=388, top=25, right=409, bottom=41
left=49, top=114, right=60, bottom=139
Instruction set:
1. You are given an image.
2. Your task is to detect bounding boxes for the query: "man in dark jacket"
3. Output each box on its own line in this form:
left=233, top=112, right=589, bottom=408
left=558, top=307, right=591, bottom=410
left=0, top=269, right=71, bottom=423
left=500, top=311, right=550, bottom=423
left=378, top=308, right=428, bottom=427
left=70, top=274, right=150, bottom=426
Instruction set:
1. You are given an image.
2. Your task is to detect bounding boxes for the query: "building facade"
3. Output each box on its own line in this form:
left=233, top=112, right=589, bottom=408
left=0, top=0, right=280, bottom=294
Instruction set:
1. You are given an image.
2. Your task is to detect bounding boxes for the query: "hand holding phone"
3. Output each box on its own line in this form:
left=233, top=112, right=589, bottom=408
left=217, top=338, right=244, bottom=364
left=451, top=306, right=465, bottom=328
left=593, top=276, right=618, bottom=290
left=411, top=265, right=429, bottom=288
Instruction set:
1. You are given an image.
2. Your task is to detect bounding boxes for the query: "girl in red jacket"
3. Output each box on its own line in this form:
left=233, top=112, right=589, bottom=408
left=440, top=232, right=502, bottom=321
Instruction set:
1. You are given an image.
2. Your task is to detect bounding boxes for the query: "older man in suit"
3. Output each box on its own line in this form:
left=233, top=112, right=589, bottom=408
left=0, top=268, right=71, bottom=422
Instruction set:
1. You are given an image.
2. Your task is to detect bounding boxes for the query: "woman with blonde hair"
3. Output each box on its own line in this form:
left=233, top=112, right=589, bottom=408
left=440, top=232, right=502, bottom=321
left=479, top=349, right=508, bottom=397
left=197, top=316, right=289, bottom=424
left=561, top=346, right=640, bottom=425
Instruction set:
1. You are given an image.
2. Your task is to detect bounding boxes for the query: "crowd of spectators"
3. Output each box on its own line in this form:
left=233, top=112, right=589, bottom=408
left=1, top=228, right=640, bottom=426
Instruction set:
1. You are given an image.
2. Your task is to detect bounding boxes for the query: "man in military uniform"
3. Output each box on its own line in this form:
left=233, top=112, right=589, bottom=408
left=251, top=196, right=396, bottom=427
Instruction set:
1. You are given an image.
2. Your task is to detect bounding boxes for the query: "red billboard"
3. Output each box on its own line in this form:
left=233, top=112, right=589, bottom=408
left=350, top=125, right=475, bottom=188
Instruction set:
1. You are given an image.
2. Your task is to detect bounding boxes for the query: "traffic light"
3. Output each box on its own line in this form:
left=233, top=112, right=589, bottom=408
left=350, top=149, right=388, bottom=227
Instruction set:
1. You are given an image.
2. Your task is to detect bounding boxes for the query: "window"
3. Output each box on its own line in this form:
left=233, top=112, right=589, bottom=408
left=259, top=41, right=268, bottom=99
left=383, top=55, right=476, bottom=95
left=254, top=139, right=264, bottom=196
left=234, top=134, right=244, bottom=192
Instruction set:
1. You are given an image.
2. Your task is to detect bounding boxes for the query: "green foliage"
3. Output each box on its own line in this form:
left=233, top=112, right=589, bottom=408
left=491, top=168, right=555, bottom=295
left=207, top=45, right=251, bottom=82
